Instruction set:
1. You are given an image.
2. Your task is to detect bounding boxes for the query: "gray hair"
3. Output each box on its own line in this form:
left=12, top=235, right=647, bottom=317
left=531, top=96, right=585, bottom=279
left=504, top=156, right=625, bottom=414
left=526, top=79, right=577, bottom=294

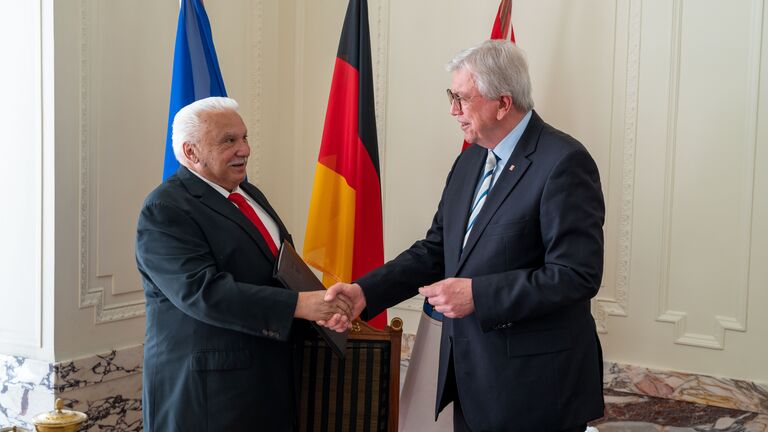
left=172, top=96, right=240, bottom=163
left=446, top=40, right=534, bottom=112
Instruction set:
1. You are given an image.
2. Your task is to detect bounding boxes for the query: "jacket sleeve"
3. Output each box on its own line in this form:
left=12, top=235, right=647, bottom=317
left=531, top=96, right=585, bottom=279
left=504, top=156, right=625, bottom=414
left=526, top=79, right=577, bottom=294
left=356, top=160, right=460, bottom=318
left=472, top=147, right=605, bottom=332
left=136, top=200, right=298, bottom=341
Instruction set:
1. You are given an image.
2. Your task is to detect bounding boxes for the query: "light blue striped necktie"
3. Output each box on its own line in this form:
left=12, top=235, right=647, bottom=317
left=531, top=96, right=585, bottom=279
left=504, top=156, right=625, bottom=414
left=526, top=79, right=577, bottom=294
left=464, top=150, right=499, bottom=248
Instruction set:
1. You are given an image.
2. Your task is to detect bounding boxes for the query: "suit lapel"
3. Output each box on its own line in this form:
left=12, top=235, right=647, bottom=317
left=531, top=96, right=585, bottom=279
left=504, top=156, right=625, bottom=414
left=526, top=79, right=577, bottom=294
left=444, top=146, right=487, bottom=271
left=455, top=112, right=544, bottom=273
left=240, top=182, right=293, bottom=246
left=178, top=167, right=278, bottom=262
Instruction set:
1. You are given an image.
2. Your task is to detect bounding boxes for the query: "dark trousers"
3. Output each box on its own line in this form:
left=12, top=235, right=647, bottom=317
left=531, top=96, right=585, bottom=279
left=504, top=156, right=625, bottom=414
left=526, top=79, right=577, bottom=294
left=448, top=354, right=587, bottom=432
left=442, top=350, right=469, bottom=432
left=452, top=396, right=472, bottom=432
left=454, top=400, right=586, bottom=432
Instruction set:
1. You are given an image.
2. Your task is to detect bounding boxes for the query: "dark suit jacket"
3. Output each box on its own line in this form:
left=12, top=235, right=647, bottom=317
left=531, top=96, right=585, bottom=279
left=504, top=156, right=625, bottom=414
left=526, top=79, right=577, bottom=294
left=358, top=112, right=605, bottom=431
left=136, top=166, right=302, bottom=431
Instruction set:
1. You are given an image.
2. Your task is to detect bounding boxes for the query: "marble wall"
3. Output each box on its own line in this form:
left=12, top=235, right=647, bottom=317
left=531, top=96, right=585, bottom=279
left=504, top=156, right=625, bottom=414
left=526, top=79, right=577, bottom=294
left=0, top=345, right=142, bottom=431
left=598, top=362, right=768, bottom=431
left=3, top=338, right=767, bottom=430
left=604, top=362, right=768, bottom=415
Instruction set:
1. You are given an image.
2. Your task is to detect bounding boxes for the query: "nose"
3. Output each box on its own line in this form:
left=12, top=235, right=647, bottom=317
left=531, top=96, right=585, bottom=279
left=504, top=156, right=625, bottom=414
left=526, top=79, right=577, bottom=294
left=449, top=100, right=462, bottom=116
left=236, top=138, right=250, bottom=156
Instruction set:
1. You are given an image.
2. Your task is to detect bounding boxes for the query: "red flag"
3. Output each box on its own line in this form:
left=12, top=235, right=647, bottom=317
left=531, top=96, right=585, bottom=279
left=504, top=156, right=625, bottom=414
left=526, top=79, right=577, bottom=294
left=303, top=0, right=386, bottom=329
left=461, top=0, right=516, bottom=151
left=491, top=0, right=516, bottom=41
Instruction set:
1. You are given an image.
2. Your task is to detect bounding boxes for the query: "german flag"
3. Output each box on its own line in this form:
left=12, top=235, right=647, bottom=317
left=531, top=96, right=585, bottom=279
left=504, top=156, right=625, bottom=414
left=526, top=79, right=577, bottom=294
left=303, top=0, right=386, bottom=329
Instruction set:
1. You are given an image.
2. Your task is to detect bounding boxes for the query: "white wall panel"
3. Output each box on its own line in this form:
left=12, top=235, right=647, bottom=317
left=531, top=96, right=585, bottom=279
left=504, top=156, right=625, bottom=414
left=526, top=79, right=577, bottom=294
left=53, top=0, right=264, bottom=359
left=603, top=0, right=768, bottom=384
left=656, top=0, right=760, bottom=349
left=0, top=0, right=44, bottom=352
left=77, top=0, right=174, bottom=320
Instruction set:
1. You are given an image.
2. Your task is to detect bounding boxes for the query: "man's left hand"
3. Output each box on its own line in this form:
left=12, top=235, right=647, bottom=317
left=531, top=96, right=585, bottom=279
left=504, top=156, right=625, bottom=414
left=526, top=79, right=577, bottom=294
left=418, top=277, right=475, bottom=318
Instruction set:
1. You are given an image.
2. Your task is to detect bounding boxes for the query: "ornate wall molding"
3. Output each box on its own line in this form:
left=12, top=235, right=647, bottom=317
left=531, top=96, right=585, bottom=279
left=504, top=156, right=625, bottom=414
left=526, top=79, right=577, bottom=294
left=595, top=0, right=642, bottom=332
left=248, top=0, right=264, bottom=185
left=655, top=0, right=761, bottom=349
left=77, top=0, right=145, bottom=324
left=373, top=0, right=390, bottom=160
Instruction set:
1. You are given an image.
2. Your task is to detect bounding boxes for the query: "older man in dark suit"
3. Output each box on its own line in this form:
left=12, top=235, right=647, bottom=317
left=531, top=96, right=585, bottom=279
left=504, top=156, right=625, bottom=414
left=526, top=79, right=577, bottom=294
left=136, top=97, right=351, bottom=431
left=323, top=40, right=605, bottom=432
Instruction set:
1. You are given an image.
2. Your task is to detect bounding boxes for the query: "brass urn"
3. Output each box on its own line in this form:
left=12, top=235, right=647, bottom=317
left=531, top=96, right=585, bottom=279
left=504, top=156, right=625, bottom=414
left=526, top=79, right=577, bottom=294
left=31, top=399, right=87, bottom=432
left=0, top=426, right=32, bottom=432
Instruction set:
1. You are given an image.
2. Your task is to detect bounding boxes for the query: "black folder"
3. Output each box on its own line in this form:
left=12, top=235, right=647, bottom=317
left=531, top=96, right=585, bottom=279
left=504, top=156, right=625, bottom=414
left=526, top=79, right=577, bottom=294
left=274, top=241, right=348, bottom=358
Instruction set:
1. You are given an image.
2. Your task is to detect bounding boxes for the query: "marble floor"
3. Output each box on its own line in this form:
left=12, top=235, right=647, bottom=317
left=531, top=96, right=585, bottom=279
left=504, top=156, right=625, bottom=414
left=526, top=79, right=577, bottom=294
left=398, top=332, right=767, bottom=432
left=398, top=363, right=766, bottom=431
left=590, top=389, right=768, bottom=431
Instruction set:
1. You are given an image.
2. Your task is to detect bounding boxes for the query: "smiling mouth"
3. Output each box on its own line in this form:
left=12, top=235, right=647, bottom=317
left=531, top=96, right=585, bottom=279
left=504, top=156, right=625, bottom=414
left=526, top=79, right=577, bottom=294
left=229, top=159, right=247, bottom=168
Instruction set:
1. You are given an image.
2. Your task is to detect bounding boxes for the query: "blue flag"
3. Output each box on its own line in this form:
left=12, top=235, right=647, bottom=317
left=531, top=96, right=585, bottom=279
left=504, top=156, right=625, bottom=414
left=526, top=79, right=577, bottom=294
left=163, top=0, right=227, bottom=180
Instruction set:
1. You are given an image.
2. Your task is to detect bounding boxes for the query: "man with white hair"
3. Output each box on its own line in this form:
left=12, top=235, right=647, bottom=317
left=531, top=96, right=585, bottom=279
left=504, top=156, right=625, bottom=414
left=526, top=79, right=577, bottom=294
left=323, top=40, right=605, bottom=431
left=136, top=97, right=352, bottom=431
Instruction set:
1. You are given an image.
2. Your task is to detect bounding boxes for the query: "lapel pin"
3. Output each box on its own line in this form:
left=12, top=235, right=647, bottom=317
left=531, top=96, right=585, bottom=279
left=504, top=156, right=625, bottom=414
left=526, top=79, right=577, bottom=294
left=509, top=164, right=516, bottom=172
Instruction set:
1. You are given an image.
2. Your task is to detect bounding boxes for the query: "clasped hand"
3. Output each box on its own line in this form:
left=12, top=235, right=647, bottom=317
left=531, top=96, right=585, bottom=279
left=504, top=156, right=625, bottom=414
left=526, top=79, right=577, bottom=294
left=314, top=278, right=475, bottom=333
left=317, top=283, right=367, bottom=332
left=294, top=291, right=355, bottom=324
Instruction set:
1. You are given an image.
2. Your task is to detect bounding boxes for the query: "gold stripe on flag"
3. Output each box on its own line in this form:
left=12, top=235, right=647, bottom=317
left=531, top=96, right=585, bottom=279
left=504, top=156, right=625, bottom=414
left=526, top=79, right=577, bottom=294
left=303, top=163, right=356, bottom=285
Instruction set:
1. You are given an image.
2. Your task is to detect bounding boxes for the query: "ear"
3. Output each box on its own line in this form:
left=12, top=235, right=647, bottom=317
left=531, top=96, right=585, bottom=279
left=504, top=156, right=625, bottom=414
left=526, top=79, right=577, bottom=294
left=182, top=142, right=198, bottom=164
left=496, top=95, right=513, bottom=120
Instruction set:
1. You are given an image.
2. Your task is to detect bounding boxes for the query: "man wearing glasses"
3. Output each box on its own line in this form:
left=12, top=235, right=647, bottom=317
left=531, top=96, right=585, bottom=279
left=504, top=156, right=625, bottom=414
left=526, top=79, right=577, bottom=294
left=323, top=40, right=605, bottom=432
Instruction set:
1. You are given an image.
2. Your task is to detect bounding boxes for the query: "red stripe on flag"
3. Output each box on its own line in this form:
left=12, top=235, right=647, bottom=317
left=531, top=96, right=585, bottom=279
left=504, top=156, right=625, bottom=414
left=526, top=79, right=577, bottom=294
left=351, top=135, right=385, bottom=329
left=318, top=58, right=372, bottom=191
left=315, top=56, right=386, bottom=329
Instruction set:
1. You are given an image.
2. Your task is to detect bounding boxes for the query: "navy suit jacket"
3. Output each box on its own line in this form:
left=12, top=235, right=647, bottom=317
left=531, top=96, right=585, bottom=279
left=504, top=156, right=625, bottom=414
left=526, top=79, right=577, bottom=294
left=358, top=111, right=605, bottom=431
left=136, top=166, right=303, bottom=431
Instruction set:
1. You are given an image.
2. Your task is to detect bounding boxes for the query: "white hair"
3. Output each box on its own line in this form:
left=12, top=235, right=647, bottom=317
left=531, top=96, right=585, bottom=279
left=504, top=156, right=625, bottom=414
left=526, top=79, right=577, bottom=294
left=171, top=97, right=240, bottom=163
left=446, top=40, right=534, bottom=112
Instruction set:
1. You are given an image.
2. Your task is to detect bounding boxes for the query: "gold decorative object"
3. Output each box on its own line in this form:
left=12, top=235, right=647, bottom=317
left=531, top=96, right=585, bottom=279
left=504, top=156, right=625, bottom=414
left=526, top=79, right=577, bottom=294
left=0, top=426, right=32, bottom=432
left=351, top=321, right=362, bottom=333
left=31, top=399, right=87, bottom=432
left=389, top=317, right=403, bottom=331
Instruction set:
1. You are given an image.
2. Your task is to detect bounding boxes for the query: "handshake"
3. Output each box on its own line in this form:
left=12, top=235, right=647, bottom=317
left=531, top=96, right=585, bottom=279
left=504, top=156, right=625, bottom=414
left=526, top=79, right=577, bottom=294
left=294, top=277, right=476, bottom=333
left=293, top=283, right=366, bottom=333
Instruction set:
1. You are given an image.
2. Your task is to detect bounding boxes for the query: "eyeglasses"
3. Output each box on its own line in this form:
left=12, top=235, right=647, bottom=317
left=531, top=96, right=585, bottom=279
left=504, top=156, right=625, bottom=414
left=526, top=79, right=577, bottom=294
left=446, top=89, right=483, bottom=111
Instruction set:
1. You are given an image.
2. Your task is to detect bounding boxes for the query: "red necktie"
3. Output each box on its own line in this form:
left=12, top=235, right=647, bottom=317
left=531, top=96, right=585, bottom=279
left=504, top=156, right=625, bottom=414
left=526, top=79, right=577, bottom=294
left=228, top=192, right=278, bottom=256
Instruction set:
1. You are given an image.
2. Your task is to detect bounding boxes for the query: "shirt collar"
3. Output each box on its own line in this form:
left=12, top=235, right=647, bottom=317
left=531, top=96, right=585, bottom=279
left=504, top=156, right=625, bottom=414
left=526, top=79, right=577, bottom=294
left=491, top=110, right=532, bottom=169
left=187, top=168, right=244, bottom=198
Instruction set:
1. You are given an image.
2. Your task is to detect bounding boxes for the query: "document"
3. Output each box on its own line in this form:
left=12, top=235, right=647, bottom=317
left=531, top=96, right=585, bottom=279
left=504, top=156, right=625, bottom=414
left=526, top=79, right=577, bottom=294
left=274, top=241, right=348, bottom=358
